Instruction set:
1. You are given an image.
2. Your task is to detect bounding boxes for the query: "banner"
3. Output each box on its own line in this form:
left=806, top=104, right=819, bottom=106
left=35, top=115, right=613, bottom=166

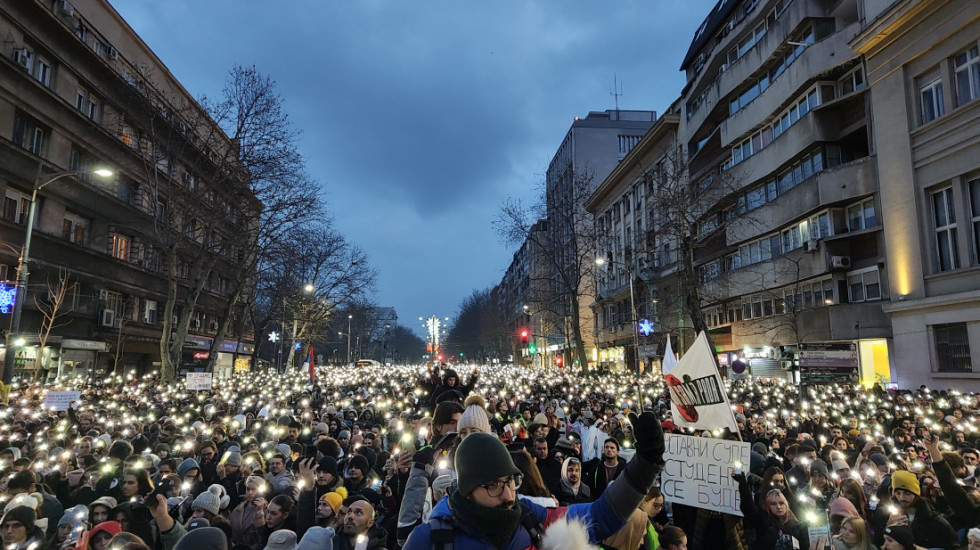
left=44, top=390, right=81, bottom=411
left=661, top=433, right=750, bottom=516
left=186, top=372, right=213, bottom=391
left=662, top=334, right=677, bottom=374
left=665, top=331, right=738, bottom=433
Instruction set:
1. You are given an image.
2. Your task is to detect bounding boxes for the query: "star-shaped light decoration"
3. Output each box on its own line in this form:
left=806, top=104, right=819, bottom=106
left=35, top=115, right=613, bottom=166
left=638, top=318, right=654, bottom=336
left=267, top=331, right=280, bottom=343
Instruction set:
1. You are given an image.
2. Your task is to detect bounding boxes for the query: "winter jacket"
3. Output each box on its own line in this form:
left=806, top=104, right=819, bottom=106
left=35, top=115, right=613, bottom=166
left=738, top=477, right=809, bottom=550
left=228, top=500, right=264, bottom=549
left=907, top=500, right=957, bottom=550
left=933, top=458, right=980, bottom=527
left=553, top=480, right=592, bottom=506
left=581, top=457, right=626, bottom=498
left=403, top=485, right=633, bottom=550
left=333, top=524, right=388, bottom=550
left=265, top=468, right=296, bottom=497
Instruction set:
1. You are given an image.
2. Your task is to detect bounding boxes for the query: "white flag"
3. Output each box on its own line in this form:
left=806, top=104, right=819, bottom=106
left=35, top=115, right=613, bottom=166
left=665, top=331, right=738, bottom=433
left=661, top=334, right=677, bottom=375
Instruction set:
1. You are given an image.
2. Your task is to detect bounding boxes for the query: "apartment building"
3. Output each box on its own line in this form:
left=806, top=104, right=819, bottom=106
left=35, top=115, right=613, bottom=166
left=0, top=0, right=256, bottom=380
left=543, top=109, right=656, bottom=368
left=679, top=0, right=891, bottom=382
left=852, top=0, right=980, bottom=390
left=496, top=219, right=551, bottom=366
left=585, top=105, right=692, bottom=373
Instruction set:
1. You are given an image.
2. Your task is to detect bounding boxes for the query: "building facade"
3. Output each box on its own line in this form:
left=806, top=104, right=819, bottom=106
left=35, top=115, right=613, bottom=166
left=679, top=0, right=891, bottom=383
left=543, top=109, right=656, bottom=369
left=0, top=0, right=256, bottom=381
left=586, top=105, right=693, bottom=373
left=853, top=0, right=980, bottom=389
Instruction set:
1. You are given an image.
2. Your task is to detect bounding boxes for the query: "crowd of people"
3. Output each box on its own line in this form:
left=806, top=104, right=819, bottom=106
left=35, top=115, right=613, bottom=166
left=1, top=362, right=979, bottom=550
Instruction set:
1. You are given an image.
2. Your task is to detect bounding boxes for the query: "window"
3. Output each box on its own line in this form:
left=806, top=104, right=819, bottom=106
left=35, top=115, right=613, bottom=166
left=110, top=233, right=130, bottom=261
left=782, top=225, right=802, bottom=253
left=3, top=189, right=31, bottom=225
left=932, top=186, right=960, bottom=271
left=847, top=268, right=882, bottom=302
left=63, top=213, right=87, bottom=244
left=34, top=57, right=52, bottom=88
left=920, top=78, right=945, bottom=123
left=954, top=45, right=980, bottom=106
left=145, top=300, right=158, bottom=324
left=846, top=198, right=877, bottom=231
left=12, top=114, right=45, bottom=155
left=934, top=323, right=972, bottom=373
left=104, top=290, right=121, bottom=314
left=839, top=67, right=865, bottom=95
left=971, top=178, right=980, bottom=264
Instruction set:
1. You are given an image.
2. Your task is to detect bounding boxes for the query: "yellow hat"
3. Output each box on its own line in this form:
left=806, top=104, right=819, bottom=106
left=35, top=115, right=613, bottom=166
left=891, top=470, right=920, bottom=496
left=319, top=487, right=347, bottom=514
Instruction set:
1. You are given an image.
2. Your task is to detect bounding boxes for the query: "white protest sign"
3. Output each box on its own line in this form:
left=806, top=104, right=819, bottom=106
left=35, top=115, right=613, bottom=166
left=185, top=372, right=213, bottom=391
left=665, top=331, right=739, bottom=433
left=44, top=390, right=81, bottom=411
left=661, top=433, right=750, bottom=516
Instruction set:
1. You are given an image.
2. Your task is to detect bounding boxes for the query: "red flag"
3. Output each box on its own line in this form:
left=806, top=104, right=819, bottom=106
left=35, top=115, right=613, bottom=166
left=303, top=346, right=315, bottom=384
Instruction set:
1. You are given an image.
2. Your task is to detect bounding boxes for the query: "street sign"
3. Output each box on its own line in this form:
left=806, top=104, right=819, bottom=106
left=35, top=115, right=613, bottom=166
left=799, top=342, right=858, bottom=384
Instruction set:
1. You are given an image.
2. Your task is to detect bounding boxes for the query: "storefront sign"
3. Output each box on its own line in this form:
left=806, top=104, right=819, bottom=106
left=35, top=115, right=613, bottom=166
left=184, top=335, right=212, bottom=349
left=193, top=351, right=210, bottom=360
left=61, top=339, right=109, bottom=351
left=185, top=372, right=213, bottom=391
left=661, top=434, right=749, bottom=516
left=800, top=343, right=858, bottom=384
left=45, top=390, right=81, bottom=411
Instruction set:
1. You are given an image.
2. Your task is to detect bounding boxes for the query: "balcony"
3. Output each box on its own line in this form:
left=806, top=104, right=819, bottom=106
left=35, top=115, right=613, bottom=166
left=722, top=22, right=860, bottom=146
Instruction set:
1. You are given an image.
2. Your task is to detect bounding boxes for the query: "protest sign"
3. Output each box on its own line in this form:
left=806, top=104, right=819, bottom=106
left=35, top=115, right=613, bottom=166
left=661, top=433, right=750, bottom=516
left=186, top=372, right=213, bottom=391
left=666, top=331, right=739, bottom=433
left=45, top=390, right=81, bottom=411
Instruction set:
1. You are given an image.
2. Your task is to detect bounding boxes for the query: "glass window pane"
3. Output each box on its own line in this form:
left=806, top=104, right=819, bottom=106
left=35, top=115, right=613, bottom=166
left=863, top=201, right=876, bottom=228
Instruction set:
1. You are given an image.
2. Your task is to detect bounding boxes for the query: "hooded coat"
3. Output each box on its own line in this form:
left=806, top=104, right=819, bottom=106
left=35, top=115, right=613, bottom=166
left=429, top=369, right=477, bottom=407
left=553, top=458, right=592, bottom=506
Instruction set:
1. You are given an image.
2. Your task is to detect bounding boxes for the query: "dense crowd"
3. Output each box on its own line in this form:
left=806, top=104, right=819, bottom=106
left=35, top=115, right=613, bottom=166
left=1, top=363, right=979, bottom=550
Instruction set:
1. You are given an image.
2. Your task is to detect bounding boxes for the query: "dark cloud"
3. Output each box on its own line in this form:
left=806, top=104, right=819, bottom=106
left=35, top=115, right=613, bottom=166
left=110, top=0, right=714, bottom=331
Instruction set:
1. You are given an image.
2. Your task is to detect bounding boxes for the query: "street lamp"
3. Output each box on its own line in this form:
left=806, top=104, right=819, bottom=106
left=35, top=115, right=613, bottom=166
left=2, top=168, right=113, bottom=384
left=595, top=256, right=644, bottom=412
left=346, top=314, right=353, bottom=365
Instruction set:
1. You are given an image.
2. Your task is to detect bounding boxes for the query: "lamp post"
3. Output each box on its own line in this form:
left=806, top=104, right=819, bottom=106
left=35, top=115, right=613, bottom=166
left=346, top=314, right=353, bottom=365
left=595, top=256, right=644, bottom=412
left=2, top=168, right=113, bottom=384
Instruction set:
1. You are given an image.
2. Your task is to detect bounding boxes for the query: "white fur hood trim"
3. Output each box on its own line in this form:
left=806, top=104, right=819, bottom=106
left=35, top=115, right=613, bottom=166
left=540, top=516, right=598, bottom=550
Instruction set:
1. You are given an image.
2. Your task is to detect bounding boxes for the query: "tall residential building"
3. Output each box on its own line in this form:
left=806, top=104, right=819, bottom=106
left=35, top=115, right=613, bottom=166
left=586, top=104, right=691, bottom=373
left=0, top=0, right=256, bottom=380
left=544, top=109, right=656, bottom=368
left=852, top=0, right=980, bottom=389
left=679, top=0, right=891, bottom=382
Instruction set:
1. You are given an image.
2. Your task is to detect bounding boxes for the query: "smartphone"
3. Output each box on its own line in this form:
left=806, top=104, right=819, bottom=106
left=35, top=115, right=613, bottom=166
left=434, top=431, right=458, bottom=452
left=148, top=476, right=175, bottom=500
left=303, top=444, right=318, bottom=460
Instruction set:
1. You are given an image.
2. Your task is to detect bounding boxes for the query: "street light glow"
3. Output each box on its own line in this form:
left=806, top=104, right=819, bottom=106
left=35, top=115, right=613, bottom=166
left=93, top=168, right=114, bottom=177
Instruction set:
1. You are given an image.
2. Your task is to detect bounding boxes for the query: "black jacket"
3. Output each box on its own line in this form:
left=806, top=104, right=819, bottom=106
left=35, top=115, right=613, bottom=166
left=582, top=457, right=626, bottom=498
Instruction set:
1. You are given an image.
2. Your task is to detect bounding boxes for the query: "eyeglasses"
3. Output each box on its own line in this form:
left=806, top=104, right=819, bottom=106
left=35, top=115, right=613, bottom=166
left=479, top=474, right=523, bottom=497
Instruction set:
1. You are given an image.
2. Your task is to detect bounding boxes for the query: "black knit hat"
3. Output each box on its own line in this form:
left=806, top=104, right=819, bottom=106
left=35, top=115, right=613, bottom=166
left=317, top=456, right=338, bottom=478
left=454, top=432, right=520, bottom=496
left=347, top=454, right=370, bottom=475
left=0, top=505, right=37, bottom=533
left=883, top=524, right=915, bottom=549
left=108, top=440, right=133, bottom=462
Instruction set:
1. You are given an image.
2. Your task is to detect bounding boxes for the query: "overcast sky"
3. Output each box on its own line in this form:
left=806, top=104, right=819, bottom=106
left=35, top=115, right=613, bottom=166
left=109, top=0, right=715, bottom=335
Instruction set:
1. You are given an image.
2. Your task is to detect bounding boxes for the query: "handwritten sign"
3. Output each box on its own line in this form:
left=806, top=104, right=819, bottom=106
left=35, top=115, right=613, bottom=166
left=185, top=372, right=213, bottom=391
left=661, top=433, right=750, bottom=516
left=44, top=391, right=81, bottom=411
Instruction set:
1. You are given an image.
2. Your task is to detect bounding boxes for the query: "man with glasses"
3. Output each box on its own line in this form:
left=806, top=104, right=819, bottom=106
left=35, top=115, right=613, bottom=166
left=1, top=505, right=45, bottom=549
left=403, top=412, right=665, bottom=550
left=198, top=441, right=220, bottom=486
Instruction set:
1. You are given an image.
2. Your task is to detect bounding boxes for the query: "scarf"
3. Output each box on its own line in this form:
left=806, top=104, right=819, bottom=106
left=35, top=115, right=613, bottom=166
left=449, top=489, right=525, bottom=548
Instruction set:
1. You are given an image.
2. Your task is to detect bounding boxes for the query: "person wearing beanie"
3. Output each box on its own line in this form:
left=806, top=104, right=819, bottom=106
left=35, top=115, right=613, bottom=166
left=175, top=526, right=229, bottom=550
left=344, top=454, right=372, bottom=493
left=295, top=454, right=345, bottom=540
left=1, top=506, right=45, bottom=550
left=457, top=395, right=492, bottom=438
left=229, top=476, right=267, bottom=550
left=296, top=526, right=335, bottom=550
left=89, top=497, right=117, bottom=525
left=191, top=490, right=222, bottom=522
left=54, top=504, right=90, bottom=547
left=5, top=470, right=63, bottom=534
left=402, top=412, right=666, bottom=550
left=881, top=524, right=916, bottom=550
left=264, top=528, right=298, bottom=550
left=876, top=469, right=955, bottom=550
left=217, top=450, right=244, bottom=511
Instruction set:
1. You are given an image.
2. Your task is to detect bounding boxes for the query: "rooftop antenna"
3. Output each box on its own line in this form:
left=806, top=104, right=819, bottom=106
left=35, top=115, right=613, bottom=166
left=610, top=73, right=623, bottom=112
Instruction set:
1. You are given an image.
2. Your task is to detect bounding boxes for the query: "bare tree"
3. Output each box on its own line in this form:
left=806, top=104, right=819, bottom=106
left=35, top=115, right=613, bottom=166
left=34, top=270, right=76, bottom=382
left=494, top=173, right=598, bottom=369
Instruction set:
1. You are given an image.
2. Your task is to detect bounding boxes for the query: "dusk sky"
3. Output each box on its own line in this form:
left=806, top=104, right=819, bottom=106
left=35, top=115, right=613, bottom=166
left=110, top=1, right=715, bottom=335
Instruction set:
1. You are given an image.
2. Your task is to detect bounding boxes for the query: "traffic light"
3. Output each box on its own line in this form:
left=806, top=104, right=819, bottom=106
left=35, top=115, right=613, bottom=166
left=528, top=343, right=537, bottom=354
left=554, top=355, right=563, bottom=366
left=520, top=329, right=529, bottom=343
